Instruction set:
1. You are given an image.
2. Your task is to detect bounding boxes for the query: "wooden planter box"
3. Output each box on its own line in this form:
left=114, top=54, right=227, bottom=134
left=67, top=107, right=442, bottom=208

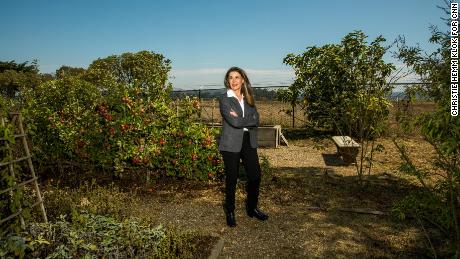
left=207, top=124, right=282, bottom=148
left=257, top=125, right=281, bottom=148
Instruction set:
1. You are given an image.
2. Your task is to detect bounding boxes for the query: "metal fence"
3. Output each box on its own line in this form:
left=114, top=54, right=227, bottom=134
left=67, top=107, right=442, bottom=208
left=171, top=83, right=429, bottom=128
left=171, top=86, right=297, bottom=127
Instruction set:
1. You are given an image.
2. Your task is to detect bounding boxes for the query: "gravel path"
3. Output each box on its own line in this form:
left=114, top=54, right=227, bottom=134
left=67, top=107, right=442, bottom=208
left=132, top=138, right=431, bottom=258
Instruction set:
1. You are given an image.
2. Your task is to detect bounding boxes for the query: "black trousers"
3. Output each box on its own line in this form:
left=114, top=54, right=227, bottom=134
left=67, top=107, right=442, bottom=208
left=221, top=131, right=261, bottom=212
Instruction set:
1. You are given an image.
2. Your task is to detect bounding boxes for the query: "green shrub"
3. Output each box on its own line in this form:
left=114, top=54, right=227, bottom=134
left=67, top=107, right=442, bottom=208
left=394, top=3, right=460, bottom=256
left=0, top=213, right=197, bottom=258
left=21, top=51, right=224, bottom=181
left=41, top=182, right=138, bottom=221
left=0, top=112, right=32, bottom=234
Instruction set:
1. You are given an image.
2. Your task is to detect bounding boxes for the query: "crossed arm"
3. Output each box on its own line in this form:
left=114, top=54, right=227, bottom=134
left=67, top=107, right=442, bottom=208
left=219, top=97, right=259, bottom=129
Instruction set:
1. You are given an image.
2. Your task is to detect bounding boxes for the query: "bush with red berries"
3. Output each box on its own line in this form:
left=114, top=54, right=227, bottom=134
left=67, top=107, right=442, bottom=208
left=22, top=51, right=224, bottom=181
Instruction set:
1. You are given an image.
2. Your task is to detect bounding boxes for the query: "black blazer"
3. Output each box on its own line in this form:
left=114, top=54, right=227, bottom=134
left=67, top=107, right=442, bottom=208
left=218, top=93, right=260, bottom=152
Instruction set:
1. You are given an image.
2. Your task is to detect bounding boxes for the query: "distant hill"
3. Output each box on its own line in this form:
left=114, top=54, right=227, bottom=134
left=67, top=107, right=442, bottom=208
left=171, top=87, right=281, bottom=100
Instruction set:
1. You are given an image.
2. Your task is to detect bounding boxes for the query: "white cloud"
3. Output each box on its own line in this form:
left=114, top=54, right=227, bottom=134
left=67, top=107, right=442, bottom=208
left=170, top=68, right=295, bottom=89
left=171, top=68, right=227, bottom=76
left=387, top=63, right=421, bottom=83
left=245, top=68, right=294, bottom=76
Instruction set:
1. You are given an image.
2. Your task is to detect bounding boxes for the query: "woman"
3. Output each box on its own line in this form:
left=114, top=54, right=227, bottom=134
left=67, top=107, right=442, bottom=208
left=219, top=67, right=268, bottom=227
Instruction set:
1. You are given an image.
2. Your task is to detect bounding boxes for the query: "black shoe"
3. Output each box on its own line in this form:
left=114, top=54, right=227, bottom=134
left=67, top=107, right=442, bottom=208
left=247, top=208, right=269, bottom=221
left=224, top=210, right=237, bottom=227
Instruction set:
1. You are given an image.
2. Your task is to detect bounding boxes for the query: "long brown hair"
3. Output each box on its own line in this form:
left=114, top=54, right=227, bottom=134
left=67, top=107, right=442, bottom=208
left=224, top=67, right=255, bottom=107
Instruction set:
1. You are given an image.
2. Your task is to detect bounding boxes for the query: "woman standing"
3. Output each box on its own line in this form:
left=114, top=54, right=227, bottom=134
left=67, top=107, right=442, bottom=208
left=219, top=67, right=268, bottom=227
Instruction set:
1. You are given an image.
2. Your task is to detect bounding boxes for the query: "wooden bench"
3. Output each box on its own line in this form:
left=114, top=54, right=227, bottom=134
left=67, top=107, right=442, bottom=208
left=332, top=136, right=360, bottom=164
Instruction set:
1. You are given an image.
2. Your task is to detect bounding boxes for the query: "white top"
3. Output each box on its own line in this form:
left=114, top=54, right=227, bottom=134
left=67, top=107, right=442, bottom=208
left=227, top=89, right=248, bottom=131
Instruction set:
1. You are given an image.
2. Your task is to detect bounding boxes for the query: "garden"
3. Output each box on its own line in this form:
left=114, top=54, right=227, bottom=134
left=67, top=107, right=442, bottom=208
left=0, top=7, right=459, bottom=258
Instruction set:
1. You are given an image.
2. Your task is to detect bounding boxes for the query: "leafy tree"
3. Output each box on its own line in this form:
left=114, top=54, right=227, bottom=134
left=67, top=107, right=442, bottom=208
left=83, top=51, right=172, bottom=101
left=252, top=87, right=277, bottom=100
left=56, top=65, right=86, bottom=79
left=393, top=2, right=460, bottom=257
left=284, top=30, right=395, bottom=136
left=276, top=82, right=301, bottom=127
left=0, top=60, right=38, bottom=73
left=0, top=60, right=41, bottom=99
left=284, top=30, right=394, bottom=185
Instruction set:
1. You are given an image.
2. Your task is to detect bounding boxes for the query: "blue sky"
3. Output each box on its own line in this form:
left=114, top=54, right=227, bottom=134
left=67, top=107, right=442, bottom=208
left=0, top=0, right=448, bottom=89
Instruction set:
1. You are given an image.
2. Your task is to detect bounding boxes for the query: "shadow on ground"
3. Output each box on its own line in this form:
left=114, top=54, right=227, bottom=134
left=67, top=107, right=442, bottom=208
left=322, top=153, right=349, bottom=166
left=125, top=165, right=430, bottom=258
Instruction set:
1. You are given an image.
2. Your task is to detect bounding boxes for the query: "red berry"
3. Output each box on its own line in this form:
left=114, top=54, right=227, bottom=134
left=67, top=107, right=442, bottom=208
left=77, top=140, right=85, bottom=148
left=191, top=153, right=198, bottom=161
left=132, top=156, right=141, bottom=164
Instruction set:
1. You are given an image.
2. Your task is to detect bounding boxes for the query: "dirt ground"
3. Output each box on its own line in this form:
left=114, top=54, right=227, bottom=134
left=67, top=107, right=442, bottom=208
left=129, top=136, right=435, bottom=258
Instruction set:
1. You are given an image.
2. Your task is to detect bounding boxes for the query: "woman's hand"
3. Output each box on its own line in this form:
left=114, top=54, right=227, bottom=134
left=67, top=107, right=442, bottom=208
left=230, top=109, right=238, bottom=117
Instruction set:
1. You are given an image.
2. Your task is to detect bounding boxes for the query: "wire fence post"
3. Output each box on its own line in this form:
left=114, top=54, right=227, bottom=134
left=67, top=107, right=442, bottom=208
left=198, top=89, right=202, bottom=120
left=292, top=103, right=295, bottom=128
left=211, top=98, right=215, bottom=127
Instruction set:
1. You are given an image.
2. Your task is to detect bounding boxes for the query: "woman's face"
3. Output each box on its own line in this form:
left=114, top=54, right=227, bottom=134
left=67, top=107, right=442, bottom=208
left=228, top=71, right=244, bottom=93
